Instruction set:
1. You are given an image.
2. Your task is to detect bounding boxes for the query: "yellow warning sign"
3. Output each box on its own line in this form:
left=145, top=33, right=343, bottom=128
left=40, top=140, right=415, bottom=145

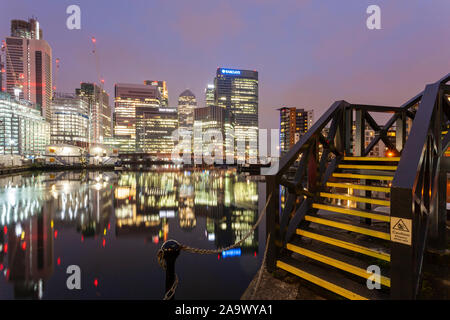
left=390, top=217, right=412, bottom=245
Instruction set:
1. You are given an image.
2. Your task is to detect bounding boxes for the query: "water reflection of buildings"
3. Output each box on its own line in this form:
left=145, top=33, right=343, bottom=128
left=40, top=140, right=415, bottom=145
left=0, top=168, right=260, bottom=299
left=113, top=170, right=259, bottom=256
left=0, top=171, right=116, bottom=299
left=46, top=171, right=115, bottom=239
left=114, top=172, right=178, bottom=242
left=203, top=174, right=259, bottom=255
left=6, top=210, right=53, bottom=299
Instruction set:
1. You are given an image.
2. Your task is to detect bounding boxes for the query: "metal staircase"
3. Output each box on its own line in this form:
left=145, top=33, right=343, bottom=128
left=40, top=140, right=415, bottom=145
left=265, top=74, right=450, bottom=299
left=277, top=156, right=396, bottom=299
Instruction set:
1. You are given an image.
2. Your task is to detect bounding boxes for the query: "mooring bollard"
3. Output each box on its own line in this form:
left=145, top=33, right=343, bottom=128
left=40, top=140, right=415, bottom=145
left=161, top=240, right=181, bottom=300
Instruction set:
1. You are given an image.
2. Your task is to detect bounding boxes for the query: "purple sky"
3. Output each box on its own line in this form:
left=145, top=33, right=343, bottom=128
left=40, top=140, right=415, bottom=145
left=2, top=0, right=450, bottom=130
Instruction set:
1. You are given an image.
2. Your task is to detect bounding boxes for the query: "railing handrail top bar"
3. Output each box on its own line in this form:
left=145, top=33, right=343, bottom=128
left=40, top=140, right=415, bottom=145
left=437, top=72, right=450, bottom=85
left=350, top=104, right=403, bottom=112
left=392, top=82, right=441, bottom=190
left=271, top=73, right=450, bottom=180
left=392, top=74, right=450, bottom=190
left=395, top=73, right=449, bottom=111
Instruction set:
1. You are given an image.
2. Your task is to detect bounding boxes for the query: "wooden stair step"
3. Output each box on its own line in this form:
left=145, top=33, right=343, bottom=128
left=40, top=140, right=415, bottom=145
left=286, top=241, right=390, bottom=287
left=296, top=228, right=390, bottom=262
left=319, top=192, right=390, bottom=207
left=343, top=157, right=400, bottom=162
left=277, top=257, right=389, bottom=300
left=312, top=203, right=390, bottom=222
left=326, top=182, right=390, bottom=193
left=338, top=164, right=397, bottom=171
left=305, top=214, right=390, bottom=241
left=332, top=173, right=394, bottom=181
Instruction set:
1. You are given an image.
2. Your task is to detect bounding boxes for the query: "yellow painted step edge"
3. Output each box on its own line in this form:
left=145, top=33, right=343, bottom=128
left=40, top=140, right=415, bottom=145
left=305, top=215, right=391, bottom=240
left=296, top=229, right=390, bottom=262
left=343, top=157, right=400, bottom=162
left=332, top=173, right=393, bottom=181
left=276, top=260, right=368, bottom=300
left=313, top=203, right=390, bottom=222
left=286, top=243, right=391, bottom=287
left=327, top=182, right=390, bottom=193
left=319, top=192, right=390, bottom=207
left=338, top=164, right=397, bottom=171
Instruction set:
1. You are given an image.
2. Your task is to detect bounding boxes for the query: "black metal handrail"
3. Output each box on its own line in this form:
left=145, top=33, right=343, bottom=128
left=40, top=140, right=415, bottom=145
left=267, top=101, right=415, bottom=247
left=390, top=74, right=450, bottom=299
left=265, top=73, right=450, bottom=299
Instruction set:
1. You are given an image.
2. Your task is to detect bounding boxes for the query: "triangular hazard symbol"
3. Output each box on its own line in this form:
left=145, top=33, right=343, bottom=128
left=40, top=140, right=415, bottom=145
left=393, top=219, right=409, bottom=232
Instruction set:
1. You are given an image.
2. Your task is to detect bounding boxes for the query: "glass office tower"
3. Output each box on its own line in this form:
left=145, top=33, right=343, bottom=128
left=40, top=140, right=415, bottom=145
left=113, top=83, right=176, bottom=156
left=214, top=68, right=258, bottom=162
left=0, top=92, right=49, bottom=155
left=51, top=93, right=90, bottom=148
left=76, top=83, right=111, bottom=143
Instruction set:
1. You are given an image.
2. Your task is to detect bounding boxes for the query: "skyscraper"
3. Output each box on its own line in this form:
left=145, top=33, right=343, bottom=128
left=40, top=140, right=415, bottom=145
left=178, top=89, right=196, bottom=131
left=5, top=18, right=52, bottom=121
left=205, top=84, right=215, bottom=107
left=114, top=83, right=159, bottom=152
left=76, top=82, right=111, bottom=143
left=279, top=107, right=314, bottom=154
left=10, top=18, right=43, bottom=39
left=194, top=105, right=226, bottom=162
left=113, top=83, right=177, bottom=155
left=0, top=53, right=4, bottom=92
left=51, top=93, right=90, bottom=148
left=0, top=92, right=49, bottom=155
left=135, top=103, right=177, bottom=156
left=144, top=80, right=168, bottom=107
left=214, top=68, right=258, bottom=160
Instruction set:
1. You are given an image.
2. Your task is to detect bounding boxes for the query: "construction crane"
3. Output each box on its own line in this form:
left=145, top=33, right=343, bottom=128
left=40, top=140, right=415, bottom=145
left=90, top=36, right=106, bottom=145
left=53, top=58, right=60, bottom=94
left=91, top=36, right=104, bottom=88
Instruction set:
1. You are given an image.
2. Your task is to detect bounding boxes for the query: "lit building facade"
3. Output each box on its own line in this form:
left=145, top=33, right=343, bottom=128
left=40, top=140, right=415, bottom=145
left=76, top=82, right=111, bottom=143
left=0, top=92, right=49, bottom=155
left=178, top=89, right=196, bottom=131
left=113, top=83, right=177, bottom=155
left=0, top=53, right=4, bottom=92
left=136, top=104, right=177, bottom=156
left=194, top=105, right=226, bottom=161
left=214, top=68, right=258, bottom=160
left=205, top=84, right=215, bottom=107
left=279, top=107, right=314, bottom=154
left=5, top=18, right=52, bottom=122
left=113, top=83, right=159, bottom=152
left=10, top=19, right=43, bottom=39
left=50, top=93, right=89, bottom=148
left=144, top=80, right=168, bottom=107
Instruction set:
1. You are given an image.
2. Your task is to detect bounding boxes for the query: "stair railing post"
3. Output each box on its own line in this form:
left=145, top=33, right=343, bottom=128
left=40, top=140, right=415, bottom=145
left=355, top=108, right=368, bottom=224
left=265, top=174, right=279, bottom=273
left=396, top=111, right=406, bottom=153
left=428, top=90, right=447, bottom=250
left=354, top=108, right=365, bottom=157
left=431, top=157, right=448, bottom=250
left=345, top=105, right=353, bottom=156
left=390, top=186, right=416, bottom=299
